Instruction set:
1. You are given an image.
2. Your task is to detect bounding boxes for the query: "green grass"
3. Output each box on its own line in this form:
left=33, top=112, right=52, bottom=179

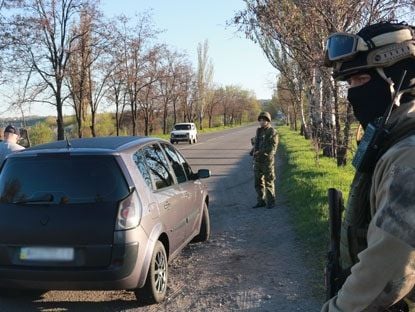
left=278, top=126, right=355, bottom=265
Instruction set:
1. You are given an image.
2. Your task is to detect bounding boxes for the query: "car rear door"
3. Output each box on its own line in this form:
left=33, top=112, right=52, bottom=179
left=141, top=144, right=186, bottom=252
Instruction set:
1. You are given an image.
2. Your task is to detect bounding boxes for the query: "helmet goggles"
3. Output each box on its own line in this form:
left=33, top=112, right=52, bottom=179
left=324, top=28, right=415, bottom=80
left=325, top=33, right=368, bottom=63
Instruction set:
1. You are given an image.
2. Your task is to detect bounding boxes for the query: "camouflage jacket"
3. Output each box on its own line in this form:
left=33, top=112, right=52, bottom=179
left=322, top=100, right=415, bottom=311
left=254, top=125, right=278, bottom=161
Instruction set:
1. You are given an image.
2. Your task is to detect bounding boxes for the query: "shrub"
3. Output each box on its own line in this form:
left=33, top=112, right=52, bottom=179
left=29, top=122, right=55, bottom=146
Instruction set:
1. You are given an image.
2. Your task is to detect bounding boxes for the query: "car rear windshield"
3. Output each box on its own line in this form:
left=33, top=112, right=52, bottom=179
left=174, top=124, right=191, bottom=130
left=0, top=155, right=129, bottom=204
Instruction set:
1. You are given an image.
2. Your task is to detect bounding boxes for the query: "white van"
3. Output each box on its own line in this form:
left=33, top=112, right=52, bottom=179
left=170, top=123, right=198, bottom=144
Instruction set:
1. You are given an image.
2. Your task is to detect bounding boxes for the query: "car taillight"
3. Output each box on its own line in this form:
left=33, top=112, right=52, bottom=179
left=115, top=191, right=141, bottom=230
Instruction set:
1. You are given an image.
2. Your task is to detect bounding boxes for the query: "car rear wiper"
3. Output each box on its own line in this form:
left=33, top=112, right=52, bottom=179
left=13, top=194, right=54, bottom=204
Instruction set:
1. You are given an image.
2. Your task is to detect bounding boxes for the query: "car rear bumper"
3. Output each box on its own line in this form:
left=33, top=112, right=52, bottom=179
left=0, top=243, right=140, bottom=290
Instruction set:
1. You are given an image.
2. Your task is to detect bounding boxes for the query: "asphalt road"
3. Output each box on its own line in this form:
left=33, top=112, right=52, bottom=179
left=0, top=125, right=322, bottom=311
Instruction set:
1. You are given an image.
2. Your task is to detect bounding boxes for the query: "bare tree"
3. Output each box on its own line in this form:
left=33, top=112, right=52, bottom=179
left=170, top=62, right=193, bottom=126
left=206, top=87, right=222, bottom=128
left=116, top=14, right=160, bottom=135
left=3, top=0, right=89, bottom=140
left=178, top=68, right=196, bottom=123
left=158, top=49, right=188, bottom=134
left=138, top=47, right=164, bottom=136
left=67, top=6, right=94, bottom=137
left=105, top=17, right=129, bottom=136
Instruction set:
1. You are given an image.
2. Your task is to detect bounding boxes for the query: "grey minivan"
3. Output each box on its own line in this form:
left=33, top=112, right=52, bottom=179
left=0, top=136, right=211, bottom=304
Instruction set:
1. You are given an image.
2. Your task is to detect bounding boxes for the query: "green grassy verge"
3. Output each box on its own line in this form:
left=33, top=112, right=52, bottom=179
left=278, top=126, right=355, bottom=263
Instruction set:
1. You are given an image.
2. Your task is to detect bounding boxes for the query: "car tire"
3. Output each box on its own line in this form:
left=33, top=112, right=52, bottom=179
left=192, top=203, right=210, bottom=243
left=135, top=241, right=168, bottom=304
left=170, top=139, right=174, bottom=144
left=189, top=138, right=192, bottom=144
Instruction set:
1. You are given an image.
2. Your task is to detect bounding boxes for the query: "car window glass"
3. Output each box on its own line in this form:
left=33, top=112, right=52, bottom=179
left=143, top=144, right=174, bottom=190
left=0, top=156, right=129, bottom=204
left=174, top=124, right=192, bottom=131
left=175, top=149, right=193, bottom=179
left=133, top=149, right=153, bottom=189
left=161, top=144, right=187, bottom=183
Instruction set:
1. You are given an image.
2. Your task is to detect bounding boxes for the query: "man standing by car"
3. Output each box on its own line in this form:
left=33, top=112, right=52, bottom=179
left=0, top=125, right=25, bottom=164
left=252, top=111, right=278, bottom=209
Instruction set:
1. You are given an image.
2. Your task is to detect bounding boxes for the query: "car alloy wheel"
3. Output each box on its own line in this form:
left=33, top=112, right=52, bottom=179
left=135, top=240, right=168, bottom=304
left=154, top=247, right=167, bottom=294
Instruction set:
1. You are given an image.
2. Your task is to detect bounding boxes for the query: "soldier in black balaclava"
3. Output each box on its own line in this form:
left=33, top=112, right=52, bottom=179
left=322, top=21, right=415, bottom=311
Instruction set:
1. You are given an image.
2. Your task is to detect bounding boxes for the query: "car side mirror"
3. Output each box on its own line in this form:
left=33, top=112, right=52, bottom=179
left=197, top=169, right=211, bottom=179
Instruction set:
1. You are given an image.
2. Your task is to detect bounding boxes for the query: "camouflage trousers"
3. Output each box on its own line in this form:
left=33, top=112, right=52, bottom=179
left=254, top=159, right=276, bottom=205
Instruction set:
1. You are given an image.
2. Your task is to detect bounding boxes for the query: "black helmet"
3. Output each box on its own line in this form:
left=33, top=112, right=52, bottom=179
left=258, top=111, right=271, bottom=122
left=324, top=22, right=415, bottom=81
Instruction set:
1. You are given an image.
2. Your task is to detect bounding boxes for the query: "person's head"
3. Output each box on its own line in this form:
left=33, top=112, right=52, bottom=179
left=324, top=21, right=415, bottom=128
left=4, top=125, right=20, bottom=143
left=258, top=111, right=271, bottom=128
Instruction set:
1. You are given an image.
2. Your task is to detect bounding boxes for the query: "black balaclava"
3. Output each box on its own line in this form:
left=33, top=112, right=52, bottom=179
left=347, top=59, right=415, bottom=129
left=347, top=70, right=392, bottom=129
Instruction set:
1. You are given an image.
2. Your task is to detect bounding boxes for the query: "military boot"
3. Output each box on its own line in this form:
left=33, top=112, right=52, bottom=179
left=252, top=201, right=266, bottom=208
left=266, top=202, right=276, bottom=209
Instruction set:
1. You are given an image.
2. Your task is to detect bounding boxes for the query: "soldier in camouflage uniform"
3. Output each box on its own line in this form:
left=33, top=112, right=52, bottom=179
left=252, top=111, right=278, bottom=209
left=322, top=22, right=415, bottom=311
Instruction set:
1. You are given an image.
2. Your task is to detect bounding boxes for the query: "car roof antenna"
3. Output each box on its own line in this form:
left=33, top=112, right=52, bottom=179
left=65, top=135, right=72, bottom=149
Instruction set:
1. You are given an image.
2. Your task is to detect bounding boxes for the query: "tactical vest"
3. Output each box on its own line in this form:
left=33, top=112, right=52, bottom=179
left=340, top=118, right=415, bottom=269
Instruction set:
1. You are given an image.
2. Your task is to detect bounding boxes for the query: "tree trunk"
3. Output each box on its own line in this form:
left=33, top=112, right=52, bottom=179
left=321, top=75, right=335, bottom=157
left=173, top=99, right=177, bottom=125
left=199, top=114, right=203, bottom=130
left=131, top=101, right=138, bottom=136
left=56, top=90, right=65, bottom=141
left=337, top=102, right=353, bottom=166
left=115, top=92, right=120, bottom=136
left=115, top=110, right=120, bottom=136
left=77, top=115, right=83, bottom=138
left=163, top=101, right=168, bottom=134
left=90, top=111, right=96, bottom=137
left=299, top=91, right=310, bottom=139
left=144, top=113, right=149, bottom=136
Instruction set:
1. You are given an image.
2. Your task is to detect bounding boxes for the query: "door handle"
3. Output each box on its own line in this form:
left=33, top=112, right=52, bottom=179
left=164, top=202, right=171, bottom=209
